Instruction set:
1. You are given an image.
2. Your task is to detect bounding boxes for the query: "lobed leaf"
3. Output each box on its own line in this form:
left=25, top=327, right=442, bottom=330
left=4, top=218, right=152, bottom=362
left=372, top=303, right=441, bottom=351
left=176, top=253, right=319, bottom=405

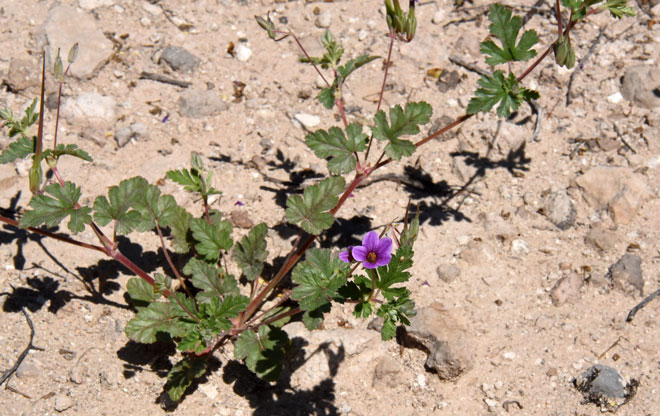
left=481, top=4, right=539, bottom=66
left=125, top=301, right=189, bottom=343
left=0, top=136, right=35, bottom=164
left=93, top=176, right=147, bottom=234
left=291, top=248, right=348, bottom=312
left=376, top=294, right=416, bottom=340
left=43, top=144, right=93, bottom=162
left=183, top=258, right=239, bottom=304
left=166, top=357, right=207, bottom=402
left=234, top=325, right=289, bottom=381
left=286, top=176, right=345, bottom=235
left=371, top=102, right=432, bottom=161
left=126, top=277, right=161, bottom=306
left=306, top=124, right=367, bottom=174
left=189, top=218, right=233, bottom=262
left=19, top=181, right=91, bottom=233
left=233, top=222, right=268, bottom=281
left=466, top=70, right=539, bottom=118
left=377, top=245, right=414, bottom=300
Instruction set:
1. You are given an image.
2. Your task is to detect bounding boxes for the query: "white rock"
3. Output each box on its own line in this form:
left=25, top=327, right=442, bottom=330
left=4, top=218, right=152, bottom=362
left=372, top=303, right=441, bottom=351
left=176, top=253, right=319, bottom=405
left=235, top=44, right=252, bottom=62
left=78, top=0, right=114, bottom=10
left=140, top=17, right=151, bottom=27
left=648, top=155, right=660, bottom=169
left=503, top=351, right=517, bottom=360
left=315, top=10, right=332, bottom=28
left=358, top=29, right=368, bottom=41
left=62, top=92, right=116, bottom=123
left=607, top=92, right=623, bottom=104
left=294, top=113, right=321, bottom=129
left=432, top=9, right=445, bottom=24
left=416, top=373, right=427, bottom=389
left=199, top=384, right=218, bottom=400
left=38, top=6, right=114, bottom=79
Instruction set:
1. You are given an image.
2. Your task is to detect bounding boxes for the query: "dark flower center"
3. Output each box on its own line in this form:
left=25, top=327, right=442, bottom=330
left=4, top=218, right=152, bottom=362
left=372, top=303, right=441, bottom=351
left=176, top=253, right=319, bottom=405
left=367, top=252, right=377, bottom=264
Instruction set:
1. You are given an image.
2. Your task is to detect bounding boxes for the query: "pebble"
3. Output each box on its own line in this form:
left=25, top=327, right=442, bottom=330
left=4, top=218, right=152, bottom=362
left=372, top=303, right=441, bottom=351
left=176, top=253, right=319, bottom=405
left=503, top=351, right=516, bottom=360
left=62, top=92, right=116, bottom=123
left=38, top=5, right=114, bottom=79
left=584, top=223, right=617, bottom=252
left=511, top=239, right=530, bottom=256
left=543, top=190, right=576, bottom=230
left=432, top=9, right=445, bottom=24
left=199, top=384, right=219, bottom=400
left=315, top=10, right=332, bottom=28
left=16, top=362, right=40, bottom=379
left=621, top=65, right=660, bottom=108
left=358, top=29, right=368, bottom=41
left=229, top=210, right=254, bottom=229
left=235, top=44, right=252, bottom=62
left=607, top=92, right=624, bottom=104
left=436, top=263, right=460, bottom=283
left=550, top=273, right=583, bottom=306
left=607, top=254, right=644, bottom=297
left=178, top=89, right=228, bottom=118
left=574, top=365, right=633, bottom=413
left=159, top=46, right=200, bottom=72
left=372, top=356, right=401, bottom=388
left=54, top=395, right=75, bottom=412
left=6, top=58, right=41, bottom=92
left=572, top=167, right=652, bottom=225
left=404, top=303, right=473, bottom=381
left=293, top=113, right=321, bottom=129
left=78, top=0, right=114, bottom=10
left=142, top=1, right=163, bottom=15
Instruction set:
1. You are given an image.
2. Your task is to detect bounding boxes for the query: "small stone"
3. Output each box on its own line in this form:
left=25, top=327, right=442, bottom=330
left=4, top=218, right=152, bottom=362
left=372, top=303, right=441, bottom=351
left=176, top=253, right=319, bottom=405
left=142, top=1, right=163, bottom=15
left=140, top=17, right=151, bottom=27
left=607, top=92, right=624, bottom=104
left=16, top=362, right=40, bottom=379
left=453, top=35, right=481, bottom=58
left=6, top=58, right=40, bottom=92
left=199, top=384, right=218, bottom=400
left=607, top=254, right=644, bottom=297
left=484, top=398, right=498, bottom=411
left=405, top=303, right=473, bottom=381
left=54, top=395, right=75, bottom=412
left=372, top=356, right=401, bottom=388
left=432, top=9, right=445, bottom=24
left=436, top=263, right=460, bottom=283
left=572, top=167, right=652, bottom=225
left=621, top=65, right=660, bottom=109
left=178, top=89, right=228, bottom=118
left=38, top=5, right=114, bottom=79
left=315, top=10, right=332, bottom=28
left=114, top=126, right=133, bottom=147
left=584, top=223, right=617, bottom=252
left=543, top=190, right=576, bottom=230
left=235, top=45, right=252, bottom=62
left=503, top=351, right=516, bottom=360
left=130, top=122, right=148, bottom=139
left=62, top=92, right=116, bottom=124
left=159, top=46, right=200, bottom=72
left=69, top=366, right=85, bottom=384
left=293, top=113, right=321, bottom=129
left=574, top=365, right=635, bottom=413
left=511, top=239, right=530, bottom=256
left=550, top=273, right=583, bottom=306
left=358, top=29, right=368, bottom=41
left=229, top=210, right=254, bottom=229
left=78, top=0, right=114, bottom=10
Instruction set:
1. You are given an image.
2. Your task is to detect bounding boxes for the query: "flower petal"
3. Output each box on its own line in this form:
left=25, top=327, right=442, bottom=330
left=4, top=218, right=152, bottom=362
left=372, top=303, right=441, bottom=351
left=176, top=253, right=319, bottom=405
left=376, top=237, right=393, bottom=257
left=352, top=246, right=368, bottom=262
left=338, top=250, right=351, bottom=263
left=362, top=231, right=379, bottom=251
left=374, top=253, right=392, bottom=267
left=361, top=260, right=378, bottom=269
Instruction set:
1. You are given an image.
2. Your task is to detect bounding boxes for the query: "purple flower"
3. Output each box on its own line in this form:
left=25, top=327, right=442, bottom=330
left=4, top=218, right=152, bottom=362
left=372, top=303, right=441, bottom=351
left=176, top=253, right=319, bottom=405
left=351, top=231, right=393, bottom=269
left=338, top=246, right=354, bottom=263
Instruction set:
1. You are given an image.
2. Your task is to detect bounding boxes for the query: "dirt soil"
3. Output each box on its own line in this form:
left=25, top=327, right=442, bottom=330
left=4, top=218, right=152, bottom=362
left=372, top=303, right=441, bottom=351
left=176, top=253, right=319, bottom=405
left=1, top=0, right=659, bottom=415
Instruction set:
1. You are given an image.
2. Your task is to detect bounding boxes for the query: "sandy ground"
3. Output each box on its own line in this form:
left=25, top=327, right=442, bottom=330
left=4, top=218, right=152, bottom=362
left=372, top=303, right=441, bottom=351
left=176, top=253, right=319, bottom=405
left=1, top=0, right=659, bottom=415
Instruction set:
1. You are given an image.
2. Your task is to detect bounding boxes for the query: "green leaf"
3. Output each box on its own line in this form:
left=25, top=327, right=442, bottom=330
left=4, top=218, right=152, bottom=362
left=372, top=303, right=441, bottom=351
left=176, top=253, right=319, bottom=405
left=43, top=144, right=93, bottom=162
left=286, top=176, right=345, bottom=235
left=183, top=258, right=239, bottom=304
left=234, top=326, right=289, bottom=381
left=233, top=223, right=268, bottom=281
left=301, top=30, right=344, bottom=69
left=28, top=155, right=43, bottom=193
left=255, top=14, right=276, bottom=40
left=317, top=88, right=336, bottom=109
left=306, top=124, right=367, bottom=174
left=93, top=177, right=146, bottom=234
left=291, top=248, right=348, bottom=312
left=602, top=0, right=635, bottom=18
left=0, top=98, right=38, bottom=138
left=166, top=357, right=207, bottom=402
left=19, top=181, right=91, bottom=233
left=337, top=55, right=379, bottom=81
left=0, top=136, right=35, bottom=164
left=376, top=294, right=416, bottom=340
left=204, top=294, right=249, bottom=329
left=154, top=273, right=173, bottom=295
left=480, top=4, right=539, bottom=66
left=189, top=218, right=233, bottom=262
left=377, top=246, right=413, bottom=300
left=302, top=303, right=331, bottom=330
left=133, top=184, right=179, bottom=231
left=125, top=301, right=187, bottom=343
left=126, top=277, right=160, bottom=306
left=261, top=306, right=293, bottom=328
left=400, top=208, right=420, bottom=248
left=371, top=102, right=432, bottom=161
left=167, top=205, right=192, bottom=253
left=562, top=0, right=601, bottom=21
left=466, top=70, right=539, bottom=118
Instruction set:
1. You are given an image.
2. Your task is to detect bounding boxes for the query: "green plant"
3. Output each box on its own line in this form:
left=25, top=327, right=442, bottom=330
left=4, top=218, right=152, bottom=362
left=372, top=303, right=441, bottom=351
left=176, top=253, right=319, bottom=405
left=0, top=0, right=634, bottom=401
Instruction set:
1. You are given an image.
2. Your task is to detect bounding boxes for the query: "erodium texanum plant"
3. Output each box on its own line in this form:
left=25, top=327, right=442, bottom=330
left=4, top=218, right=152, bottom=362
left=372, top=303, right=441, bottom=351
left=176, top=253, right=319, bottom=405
left=0, top=0, right=635, bottom=401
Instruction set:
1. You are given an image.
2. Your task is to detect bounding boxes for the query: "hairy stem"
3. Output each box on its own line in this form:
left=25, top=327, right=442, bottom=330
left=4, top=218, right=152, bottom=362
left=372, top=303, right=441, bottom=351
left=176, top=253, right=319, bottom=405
left=155, top=222, right=193, bottom=299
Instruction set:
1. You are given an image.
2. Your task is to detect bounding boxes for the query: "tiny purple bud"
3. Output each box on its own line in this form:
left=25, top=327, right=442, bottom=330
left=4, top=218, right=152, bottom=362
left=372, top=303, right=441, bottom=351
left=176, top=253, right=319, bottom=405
left=234, top=200, right=245, bottom=206
left=162, top=113, right=170, bottom=123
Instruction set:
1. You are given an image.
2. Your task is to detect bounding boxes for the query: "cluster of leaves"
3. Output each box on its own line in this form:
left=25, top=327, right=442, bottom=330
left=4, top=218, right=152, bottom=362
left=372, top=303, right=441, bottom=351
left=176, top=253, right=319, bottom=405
left=467, top=4, right=540, bottom=117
